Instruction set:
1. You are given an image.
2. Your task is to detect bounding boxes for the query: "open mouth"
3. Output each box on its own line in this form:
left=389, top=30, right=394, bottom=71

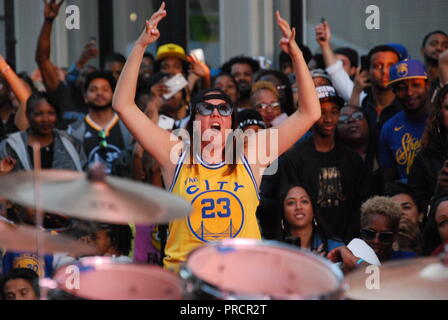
left=294, top=213, right=305, bottom=219
left=210, top=122, right=221, bottom=132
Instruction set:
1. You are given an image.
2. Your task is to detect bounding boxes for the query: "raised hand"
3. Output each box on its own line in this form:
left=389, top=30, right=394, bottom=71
left=150, top=78, right=170, bottom=99
left=43, top=0, right=64, bottom=21
left=354, top=67, right=371, bottom=90
left=187, top=54, right=210, bottom=79
left=77, top=40, right=99, bottom=68
left=136, top=2, right=167, bottom=48
left=276, top=11, right=301, bottom=58
left=315, top=20, right=332, bottom=47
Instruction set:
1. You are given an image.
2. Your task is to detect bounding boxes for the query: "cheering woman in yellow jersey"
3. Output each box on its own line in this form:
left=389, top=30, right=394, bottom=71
left=113, top=3, right=321, bottom=272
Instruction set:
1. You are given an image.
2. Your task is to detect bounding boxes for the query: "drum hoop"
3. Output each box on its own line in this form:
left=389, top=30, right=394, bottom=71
left=181, top=239, right=345, bottom=300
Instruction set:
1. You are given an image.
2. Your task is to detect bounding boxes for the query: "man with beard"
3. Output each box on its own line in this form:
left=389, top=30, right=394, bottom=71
left=379, top=59, right=429, bottom=184
left=421, top=31, right=448, bottom=83
left=221, top=56, right=260, bottom=109
left=67, top=72, right=133, bottom=173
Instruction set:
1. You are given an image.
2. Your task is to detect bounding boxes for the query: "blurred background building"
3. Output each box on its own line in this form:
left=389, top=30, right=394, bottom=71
left=0, top=0, right=447, bottom=73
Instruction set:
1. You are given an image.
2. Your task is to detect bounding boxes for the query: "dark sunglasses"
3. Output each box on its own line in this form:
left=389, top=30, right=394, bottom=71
left=360, top=228, right=394, bottom=243
left=196, top=102, right=233, bottom=116
left=338, top=111, right=364, bottom=124
left=98, top=130, right=108, bottom=148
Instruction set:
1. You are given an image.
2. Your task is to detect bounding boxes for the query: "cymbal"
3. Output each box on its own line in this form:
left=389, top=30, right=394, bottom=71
left=0, top=221, right=96, bottom=255
left=345, top=255, right=448, bottom=300
left=0, top=170, right=192, bottom=225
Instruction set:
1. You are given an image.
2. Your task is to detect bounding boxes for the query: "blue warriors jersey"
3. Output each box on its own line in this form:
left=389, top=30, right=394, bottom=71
left=164, top=153, right=261, bottom=272
left=379, top=111, right=428, bottom=183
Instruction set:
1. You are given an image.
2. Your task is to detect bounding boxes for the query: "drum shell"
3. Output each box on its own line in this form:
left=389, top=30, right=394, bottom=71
left=180, top=239, right=345, bottom=300
left=51, top=257, right=183, bottom=300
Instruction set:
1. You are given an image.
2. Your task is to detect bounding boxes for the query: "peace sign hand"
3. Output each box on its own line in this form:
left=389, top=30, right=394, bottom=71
left=43, top=0, right=64, bottom=21
left=136, top=2, right=167, bottom=47
left=276, top=11, right=301, bottom=58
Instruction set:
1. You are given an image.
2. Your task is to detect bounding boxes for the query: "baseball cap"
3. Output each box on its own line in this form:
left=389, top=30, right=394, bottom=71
left=315, top=85, right=345, bottom=108
left=385, top=43, right=408, bottom=60
left=388, top=59, right=427, bottom=86
left=238, top=109, right=266, bottom=130
left=156, top=43, right=187, bottom=62
left=310, top=69, right=331, bottom=82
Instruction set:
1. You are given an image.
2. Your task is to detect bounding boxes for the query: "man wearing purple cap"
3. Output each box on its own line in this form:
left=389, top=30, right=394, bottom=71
left=379, top=59, right=430, bottom=184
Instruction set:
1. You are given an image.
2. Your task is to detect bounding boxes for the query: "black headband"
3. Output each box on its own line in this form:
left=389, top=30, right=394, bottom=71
left=239, top=118, right=266, bottom=130
left=190, top=88, right=234, bottom=115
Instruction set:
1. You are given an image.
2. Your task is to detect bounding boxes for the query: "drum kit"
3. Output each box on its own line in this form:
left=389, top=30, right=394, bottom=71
left=0, top=166, right=447, bottom=300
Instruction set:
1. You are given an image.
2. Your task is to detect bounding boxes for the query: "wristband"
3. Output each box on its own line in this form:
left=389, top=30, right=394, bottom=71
left=356, top=258, right=365, bottom=265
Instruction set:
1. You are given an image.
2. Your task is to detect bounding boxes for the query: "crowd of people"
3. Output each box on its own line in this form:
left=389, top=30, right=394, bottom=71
left=0, top=1, right=447, bottom=299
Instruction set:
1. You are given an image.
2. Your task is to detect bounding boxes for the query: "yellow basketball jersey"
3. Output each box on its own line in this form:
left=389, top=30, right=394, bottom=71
left=164, top=153, right=261, bottom=272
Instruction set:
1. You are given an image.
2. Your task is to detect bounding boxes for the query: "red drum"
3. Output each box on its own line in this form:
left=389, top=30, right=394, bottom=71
left=49, top=257, right=183, bottom=300
left=180, top=239, right=344, bottom=300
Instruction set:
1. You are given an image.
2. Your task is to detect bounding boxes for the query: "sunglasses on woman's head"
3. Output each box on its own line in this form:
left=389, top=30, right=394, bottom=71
left=196, top=102, right=233, bottom=116
left=360, top=228, right=394, bottom=243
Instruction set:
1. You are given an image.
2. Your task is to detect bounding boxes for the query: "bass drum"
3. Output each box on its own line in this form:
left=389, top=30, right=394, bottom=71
left=48, top=257, right=183, bottom=300
left=180, top=239, right=345, bottom=300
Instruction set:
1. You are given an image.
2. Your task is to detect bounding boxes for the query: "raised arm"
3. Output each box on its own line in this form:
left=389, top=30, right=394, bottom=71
left=113, top=3, right=178, bottom=178
left=35, top=0, right=64, bottom=93
left=0, top=56, right=32, bottom=130
left=315, top=20, right=338, bottom=68
left=254, top=12, right=320, bottom=164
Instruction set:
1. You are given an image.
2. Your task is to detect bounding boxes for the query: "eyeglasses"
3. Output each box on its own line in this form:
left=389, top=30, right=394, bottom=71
left=196, top=102, right=233, bottom=116
left=98, top=130, right=108, bottom=148
left=360, top=228, right=394, bottom=243
left=338, top=111, right=364, bottom=124
left=255, top=102, right=281, bottom=111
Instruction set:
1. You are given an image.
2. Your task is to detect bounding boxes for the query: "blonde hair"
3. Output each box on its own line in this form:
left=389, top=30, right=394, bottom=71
left=360, top=196, right=401, bottom=232
left=251, top=81, right=280, bottom=106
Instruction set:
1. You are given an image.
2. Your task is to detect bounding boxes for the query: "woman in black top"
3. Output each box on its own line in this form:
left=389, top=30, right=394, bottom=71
left=409, top=85, right=448, bottom=214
